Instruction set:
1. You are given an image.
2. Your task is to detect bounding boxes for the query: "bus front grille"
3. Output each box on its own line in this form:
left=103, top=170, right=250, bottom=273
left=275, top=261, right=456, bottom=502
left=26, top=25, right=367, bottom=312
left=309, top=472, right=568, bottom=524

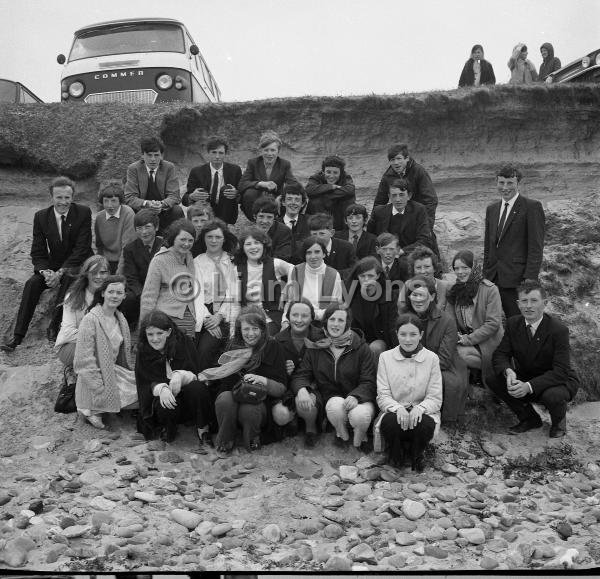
left=84, top=89, right=158, bottom=104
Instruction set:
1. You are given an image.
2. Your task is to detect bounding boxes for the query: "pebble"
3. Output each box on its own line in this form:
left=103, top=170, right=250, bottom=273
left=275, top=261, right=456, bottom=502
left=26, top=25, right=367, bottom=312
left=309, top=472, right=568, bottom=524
left=425, top=525, right=445, bottom=541
left=324, top=554, right=353, bottom=571
left=444, top=527, right=458, bottom=540
left=203, top=544, right=220, bottom=559
left=158, top=451, right=184, bottom=463
left=441, top=463, right=460, bottom=475
left=566, top=512, right=583, bottom=524
left=349, top=542, right=376, bottom=563
left=458, top=528, right=486, bottom=545
left=323, top=523, right=344, bottom=539
left=134, top=491, right=159, bottom=503
left=384, top=553, right=407, bottom=569
left=481, top=441, right=504, bottom=457
left=395, top=532, right=416, bottom=546
left=424, top=545, right=448, bottom=559
left=61, top=524, right=91, bottom=538
left=387, top=518, right=417, bottom=533
left=453, top=515, right=475, bottom=529
left=2, top=545, right=28, bottom=567
left=556, top=521, right=573, bottom=539
left=298, top=519, right=321, bottom=535
left=434, top=489, right=456, bottom=502
left=0, top=493, right=12, bottom=506
left=170, top=509, right=202, bottom=530
left=261, top=523, right=281, bottom=542
left=502, top=531, right=518, bottom=542
left=487, top=538, right=509, bottom=552
left=437, top=517, right=453, bottom=529
left=409, top=482, right=427, bottom=493
left=46, top=545, right=67, bottom=563
left=344, top=483, right=372, bottom=501
left=505, top=479, right=525, bottom=488
left=59, top=516, right=77, bottom=529
left=339, top=465, right=359, bottom=483
left=28, top=499, right=43, bottom=515
left=89, top=496, right=117, bottom=511
left=402, top=499, right=426, bottom=520
left=480, top=556, right=499, bottom=569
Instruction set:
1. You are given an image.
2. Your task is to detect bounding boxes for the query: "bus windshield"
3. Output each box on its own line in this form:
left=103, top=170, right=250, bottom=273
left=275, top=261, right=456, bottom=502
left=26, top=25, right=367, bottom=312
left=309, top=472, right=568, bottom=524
left=69, top=23, right=185, bottom=61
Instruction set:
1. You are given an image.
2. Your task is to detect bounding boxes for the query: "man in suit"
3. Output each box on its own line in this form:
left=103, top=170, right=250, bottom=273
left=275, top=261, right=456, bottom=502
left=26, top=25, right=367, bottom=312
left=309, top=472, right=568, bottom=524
left=253, top=197, right=292, bottom=262
left=334, top=203, right=378, bottom=260
left=367, top=178, right=431, bottom=253
left=490, top=280, right=579, bottom=438
left=2, top=176, right=93, bottom=351
left=278, top=182, right=310, bottom=265
left=124, top=136, right=184, bottom=235
left=483, top=164, right=545, bottom=318
left=183, top=136, right=242, bottom=225
left=374, top=232, right=406, bottom=304
left=307, top=213, right=356, bottom=277
left=118, top=209, right=163, bottom=326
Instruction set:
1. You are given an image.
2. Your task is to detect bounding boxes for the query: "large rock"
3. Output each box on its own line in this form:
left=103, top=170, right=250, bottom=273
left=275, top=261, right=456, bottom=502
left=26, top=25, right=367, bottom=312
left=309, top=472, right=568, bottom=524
left=349, top=542, right=376, bottom=563
left=339, top=465, right=359, bottom=483
left=170, top=509, right=202, bottom=530
left=458, top=527, right=486, bottom=545
left=402, top=499, right=426, bottom=520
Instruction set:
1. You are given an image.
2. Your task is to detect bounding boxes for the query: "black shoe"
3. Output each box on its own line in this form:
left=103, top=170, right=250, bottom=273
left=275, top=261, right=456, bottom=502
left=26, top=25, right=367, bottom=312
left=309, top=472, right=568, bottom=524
left=549, top=418, right=567, bottom=438
left=413, top=455, right=426, bottom=473
left=334, top=436, right=349, bottom=448
left=508, top=415, right=543, bottom=434
left=46, top=327, right=57, bottom=343
left=1, top=336, right=22, bottom=352
left=198, top=431, right=214, bottom=448
left=304, top=432, right=318, bottom=448
left=160, top=426, right=177, bottom=443
left=358, top=439, right=373, bottom=454
left=248, top=437, right=261, bottom=452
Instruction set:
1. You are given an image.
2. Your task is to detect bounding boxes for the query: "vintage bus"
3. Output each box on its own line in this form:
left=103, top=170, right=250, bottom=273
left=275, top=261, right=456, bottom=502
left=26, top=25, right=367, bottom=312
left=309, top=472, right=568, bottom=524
left=57, top=18, right=221, bottom=104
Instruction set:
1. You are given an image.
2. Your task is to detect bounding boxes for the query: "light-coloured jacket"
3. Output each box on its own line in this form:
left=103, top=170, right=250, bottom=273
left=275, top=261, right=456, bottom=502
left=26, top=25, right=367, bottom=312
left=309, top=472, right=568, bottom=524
left=140, top=247, right=197, bottom=324
left=74, top=305, right=133, bottom=413
left=373, top=346, right=442, bottom=452
left=54, top=289, right=93, bottom=348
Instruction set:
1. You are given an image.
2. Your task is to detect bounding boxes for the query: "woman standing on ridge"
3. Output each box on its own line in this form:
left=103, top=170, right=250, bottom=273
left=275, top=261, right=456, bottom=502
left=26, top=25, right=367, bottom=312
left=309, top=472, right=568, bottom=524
left=539, top=43, right=561, bottom=81
left=508, top=43, right=538, bottom=84
left=458, top=44, right=496, bottom=87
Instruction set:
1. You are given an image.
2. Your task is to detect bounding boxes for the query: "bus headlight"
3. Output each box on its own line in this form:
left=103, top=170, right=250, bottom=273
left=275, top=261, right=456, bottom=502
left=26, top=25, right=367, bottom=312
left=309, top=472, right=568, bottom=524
left=596, top=54, right=600, bottom=65
left=582, top=56, right=591, bottom=68
left=156, top=74, right=173, bottom=90
left=174, top=75, right=187, bottom=90
left=68, top=81, right=85, bottom=98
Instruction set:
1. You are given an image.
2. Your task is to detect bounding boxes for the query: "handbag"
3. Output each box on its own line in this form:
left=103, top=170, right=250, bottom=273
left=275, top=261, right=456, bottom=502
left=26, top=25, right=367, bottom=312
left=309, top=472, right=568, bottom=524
left=231, top=378, right=267, bottom=405
left=54, top=368, right=76, bottom=414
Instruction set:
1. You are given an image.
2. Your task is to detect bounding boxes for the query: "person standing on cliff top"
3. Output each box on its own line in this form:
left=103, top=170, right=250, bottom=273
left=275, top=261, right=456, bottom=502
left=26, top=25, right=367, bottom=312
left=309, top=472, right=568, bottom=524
left=539, top=43, right=562, bottom=82
left=508, top=43, right=538, bottom=84
left=458, top=44, right=496, bottom=87
left=374, top=144, right=440, bottom=258
left=483, top=164, right=545, bottom=319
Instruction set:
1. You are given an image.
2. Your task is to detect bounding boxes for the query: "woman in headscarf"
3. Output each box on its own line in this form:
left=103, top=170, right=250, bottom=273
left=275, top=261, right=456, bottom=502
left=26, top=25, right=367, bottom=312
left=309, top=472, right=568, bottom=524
left=458, top=44, right=496, bottom=87
left=446, top=250, right=504, bottom=386
left=539, top=43, right=562, bottom=81
left=508, top=43, right=538, bottom=84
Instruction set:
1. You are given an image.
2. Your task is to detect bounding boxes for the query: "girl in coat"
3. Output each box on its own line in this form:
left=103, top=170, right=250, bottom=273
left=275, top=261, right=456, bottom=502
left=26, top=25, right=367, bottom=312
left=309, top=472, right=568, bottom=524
left=375, top=313, right=442, bottom=472
left=404, top=275, right=469, bottom=426
left=55, top=255, right=109, bottom=385
left=458, top=44, right=496, bottom=87
left=447, top=250, right=504, bottom=386
left=200, top=306, right=289, bottom=454
left=508, top=43, right=538, bottom=84
left=291, top=304, right=377, bottom=450
left=136, top=310, right=214, bottom=446
left=74, top=275, right=137, bottom=429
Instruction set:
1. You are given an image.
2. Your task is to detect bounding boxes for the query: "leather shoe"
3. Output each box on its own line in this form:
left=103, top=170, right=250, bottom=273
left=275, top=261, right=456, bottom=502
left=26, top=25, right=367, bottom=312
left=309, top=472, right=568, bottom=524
left=549, top=418, right=567, bottom=438
left=304, top=432, right=318, bottom=448
left=508, top=416, right=543, bottom=434
left=1, top=337, right=22, bottom=352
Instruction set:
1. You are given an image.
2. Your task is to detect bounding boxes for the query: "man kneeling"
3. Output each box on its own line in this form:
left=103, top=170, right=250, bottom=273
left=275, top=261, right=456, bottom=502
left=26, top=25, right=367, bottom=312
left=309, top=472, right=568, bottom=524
left=489, top=280, right=579, bottom=438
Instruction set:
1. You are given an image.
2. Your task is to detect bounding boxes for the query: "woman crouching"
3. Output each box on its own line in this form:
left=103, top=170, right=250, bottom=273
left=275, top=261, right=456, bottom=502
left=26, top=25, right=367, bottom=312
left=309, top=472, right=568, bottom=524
left=374, top=313, right=442, bottom=472
left=136, top=310, right=215, bottom=446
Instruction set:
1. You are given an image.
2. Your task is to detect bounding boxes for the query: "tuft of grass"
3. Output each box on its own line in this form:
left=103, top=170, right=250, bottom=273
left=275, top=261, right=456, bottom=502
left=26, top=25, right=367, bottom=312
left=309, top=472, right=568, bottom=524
left=502, top=443, right=582, bottom=482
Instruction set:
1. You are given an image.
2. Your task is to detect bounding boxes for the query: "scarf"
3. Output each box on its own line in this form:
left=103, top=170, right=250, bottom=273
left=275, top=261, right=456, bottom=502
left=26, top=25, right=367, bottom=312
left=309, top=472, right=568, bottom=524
left=304, top=329, right=354, bottom=350
left=447, top=263, right=484, bottom=307
left=197, top=347, right=253, bottom=381
left=398, top=342, right=424, bottom=359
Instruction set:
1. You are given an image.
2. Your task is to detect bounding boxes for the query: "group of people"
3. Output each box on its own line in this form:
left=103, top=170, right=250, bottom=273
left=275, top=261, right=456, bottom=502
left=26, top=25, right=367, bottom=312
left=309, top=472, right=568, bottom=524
left=458, top=42, right=562, bottom=87
left=0, top=131, right=580, bottom=472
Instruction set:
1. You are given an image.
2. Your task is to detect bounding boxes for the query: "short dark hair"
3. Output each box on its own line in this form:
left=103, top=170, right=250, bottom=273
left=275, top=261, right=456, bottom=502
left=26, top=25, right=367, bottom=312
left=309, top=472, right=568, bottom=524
left=234, top=226, right=272, bottom=265
left=321, top=155, right=345, bottom=171
left=408, top=246, right=438, bottom=274
left=322, top=303, right=352, bottom=332
left=98, top=181, right=125, bottom=204
left=253, top=197, right=278, bottom=217
left=396, top=312, right=425, bottom=332
left=496, top=164, right=522, bottom=182
left=387, top=144, right=410, bottom=160
left=206, top=136, right=229, bottom=153
left=452, top=250, right=475, bottom=270
left=517, top=279, right=546, bottom=299
left=138, top=310, right=179, bottom=358
left=308, top=213, right=333, bottom=231
left=376, top=232, right=399, bottom=248
left=301, top=235, right=328, bottom=258
left=288, top=297, right=316, bottom=321
left=404, top=275, right=437, bottom=314
left=134, top=208, right=160, bottom=228
left=471, top=44, right=484, bottom=55
left=389, top=177, right=411, bottom=192
left=140, top=136, right=164, bottom=154
left=345, top=203, right=368, bottom=220
left=282, top=182, right=307, bottom=203
left=49, top=176, right=75, bottom=195
left=164, top=218, right=196, bottom=247
left=353, top=256, right=383, bottom=277
left=187, top=204, right=214, bottom=220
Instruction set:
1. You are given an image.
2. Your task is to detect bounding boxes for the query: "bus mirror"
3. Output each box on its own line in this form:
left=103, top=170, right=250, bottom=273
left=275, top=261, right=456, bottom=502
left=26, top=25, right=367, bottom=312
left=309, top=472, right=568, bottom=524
left=57, top=54, right=66, bottom=65
left=190, top=45, right=199, bottom=56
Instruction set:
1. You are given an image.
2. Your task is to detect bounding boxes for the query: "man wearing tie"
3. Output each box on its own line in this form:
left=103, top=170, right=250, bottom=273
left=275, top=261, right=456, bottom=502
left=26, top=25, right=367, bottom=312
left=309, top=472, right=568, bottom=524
left=489, top=280, right=579, bottom=438
left=183, top=136, right=242, bottom=225
left=124, top=136, right=184, bottom=235
left=1, top=176, right=93, bottom=351
left=279, top=182, right=310, bottom=265
left=483, top=164, right=545, bottom=318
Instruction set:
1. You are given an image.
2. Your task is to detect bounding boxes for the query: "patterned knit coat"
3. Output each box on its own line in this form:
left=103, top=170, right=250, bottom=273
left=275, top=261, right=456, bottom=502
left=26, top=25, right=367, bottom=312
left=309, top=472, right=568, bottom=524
left=74, top=305, right=133, bottom=413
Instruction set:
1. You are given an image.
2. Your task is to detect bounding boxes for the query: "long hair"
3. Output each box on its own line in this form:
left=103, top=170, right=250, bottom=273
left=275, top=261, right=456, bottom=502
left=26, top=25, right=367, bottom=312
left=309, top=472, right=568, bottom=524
left=64, top=255, right=109, bottom=312
left=138, top=309, right=179, bottom=360
left=233, top=226, right=272, bottom=266
left=228, top=305, right=269, bottom=368
left=89, top=275, right=127, bottom=311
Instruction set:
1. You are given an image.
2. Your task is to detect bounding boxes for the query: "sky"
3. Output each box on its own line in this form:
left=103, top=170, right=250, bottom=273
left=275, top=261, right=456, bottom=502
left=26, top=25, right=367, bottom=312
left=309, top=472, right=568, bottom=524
left=0, top=0, right=599, bottom=103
